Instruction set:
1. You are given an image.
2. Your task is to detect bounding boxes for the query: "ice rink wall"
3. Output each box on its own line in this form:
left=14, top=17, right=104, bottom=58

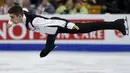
left=0, top=14, right=130, bottom=51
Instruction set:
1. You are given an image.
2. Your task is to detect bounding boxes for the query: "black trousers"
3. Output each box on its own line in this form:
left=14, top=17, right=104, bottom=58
left=40, top=19, right=125, bottom=57
left=57, top=20, right=124, bottom=34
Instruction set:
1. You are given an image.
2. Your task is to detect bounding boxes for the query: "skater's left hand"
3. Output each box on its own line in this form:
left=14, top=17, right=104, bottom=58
left=7, top=24, right=12, bottom=29
left=73, top=25, right=79, bottom=30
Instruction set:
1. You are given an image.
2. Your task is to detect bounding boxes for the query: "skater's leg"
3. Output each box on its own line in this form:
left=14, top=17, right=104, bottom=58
left=76, top=19, right=126, bottom=34
left=58, top=19, right=127, bottom=35
left=40, top=34, right=57, bottom=57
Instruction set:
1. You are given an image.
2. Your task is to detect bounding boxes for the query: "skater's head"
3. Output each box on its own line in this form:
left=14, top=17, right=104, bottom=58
left=8, top=5, right=24, bottom=24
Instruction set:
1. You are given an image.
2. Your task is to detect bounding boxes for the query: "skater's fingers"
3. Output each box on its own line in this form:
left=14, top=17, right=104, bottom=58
left=7, top=24, right=12, bottom=29
left=73, top=25, right=79, bottom=30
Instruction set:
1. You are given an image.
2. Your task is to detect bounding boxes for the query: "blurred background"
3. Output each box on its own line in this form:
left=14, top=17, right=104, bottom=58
left=0, top=0, right=130, bottom=73
left=0, top=0, right=130, bottom=14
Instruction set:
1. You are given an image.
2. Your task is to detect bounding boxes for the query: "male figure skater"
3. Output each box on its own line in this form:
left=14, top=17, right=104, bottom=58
left=7, top=5, right=129, bottom=58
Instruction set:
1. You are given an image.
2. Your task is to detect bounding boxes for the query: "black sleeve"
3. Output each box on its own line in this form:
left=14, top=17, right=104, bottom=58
left=40, top=34, right=57, bottom=57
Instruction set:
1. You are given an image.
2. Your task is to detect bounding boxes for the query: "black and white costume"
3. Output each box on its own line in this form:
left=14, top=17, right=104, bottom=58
left=8, top=11, right=127, bottom=57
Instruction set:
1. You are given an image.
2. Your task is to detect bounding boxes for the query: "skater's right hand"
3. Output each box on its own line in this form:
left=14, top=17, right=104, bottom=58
left=73, top=25, right=79, bottom=30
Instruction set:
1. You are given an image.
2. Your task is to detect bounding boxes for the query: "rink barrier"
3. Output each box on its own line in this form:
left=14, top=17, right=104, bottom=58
left=0, top=44, right=130, bottom=51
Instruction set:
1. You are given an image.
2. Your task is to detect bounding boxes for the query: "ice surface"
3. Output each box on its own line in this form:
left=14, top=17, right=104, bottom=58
left=0, top=51, right=130, bottom=73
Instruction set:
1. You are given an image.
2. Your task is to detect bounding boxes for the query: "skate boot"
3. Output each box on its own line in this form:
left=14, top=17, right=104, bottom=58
left=115, top=17, right=129, bottom=35
left=40, top=45, right=57, bottom=58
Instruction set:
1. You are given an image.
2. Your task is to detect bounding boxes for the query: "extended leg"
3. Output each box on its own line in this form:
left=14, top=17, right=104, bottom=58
left=57, top=19, right=127, bottom=35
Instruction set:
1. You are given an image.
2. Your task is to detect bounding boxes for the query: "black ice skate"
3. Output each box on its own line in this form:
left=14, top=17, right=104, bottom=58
left=40, top=45, right=57, bottom=58
left=115, top=17, right=129, bottom=35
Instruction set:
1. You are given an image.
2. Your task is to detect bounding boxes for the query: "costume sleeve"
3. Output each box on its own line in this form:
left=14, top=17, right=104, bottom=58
left=67, top=22, right=75, bottom=29
left=50, top=17, right=75, bottom=29
left=33, top=17, right=75, bottom=30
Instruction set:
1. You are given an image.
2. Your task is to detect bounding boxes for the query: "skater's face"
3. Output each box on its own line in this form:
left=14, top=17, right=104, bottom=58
left=9, top=13, right=23, bottom=24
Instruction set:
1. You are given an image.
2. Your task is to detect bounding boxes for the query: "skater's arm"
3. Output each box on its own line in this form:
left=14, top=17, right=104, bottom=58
left=32, top=17, right=79, bottom=30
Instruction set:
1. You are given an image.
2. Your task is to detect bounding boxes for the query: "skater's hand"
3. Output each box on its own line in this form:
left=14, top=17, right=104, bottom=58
left=73, top=25, right=79, bottom=30
left=7, top=24, right=12, bottom=29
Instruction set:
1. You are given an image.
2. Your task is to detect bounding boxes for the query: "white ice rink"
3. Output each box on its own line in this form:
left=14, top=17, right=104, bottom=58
left=0, top=51, right=130, bottom=73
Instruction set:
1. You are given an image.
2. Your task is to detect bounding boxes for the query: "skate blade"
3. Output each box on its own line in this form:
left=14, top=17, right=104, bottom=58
left=124, top=17, right=129, bottom=35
